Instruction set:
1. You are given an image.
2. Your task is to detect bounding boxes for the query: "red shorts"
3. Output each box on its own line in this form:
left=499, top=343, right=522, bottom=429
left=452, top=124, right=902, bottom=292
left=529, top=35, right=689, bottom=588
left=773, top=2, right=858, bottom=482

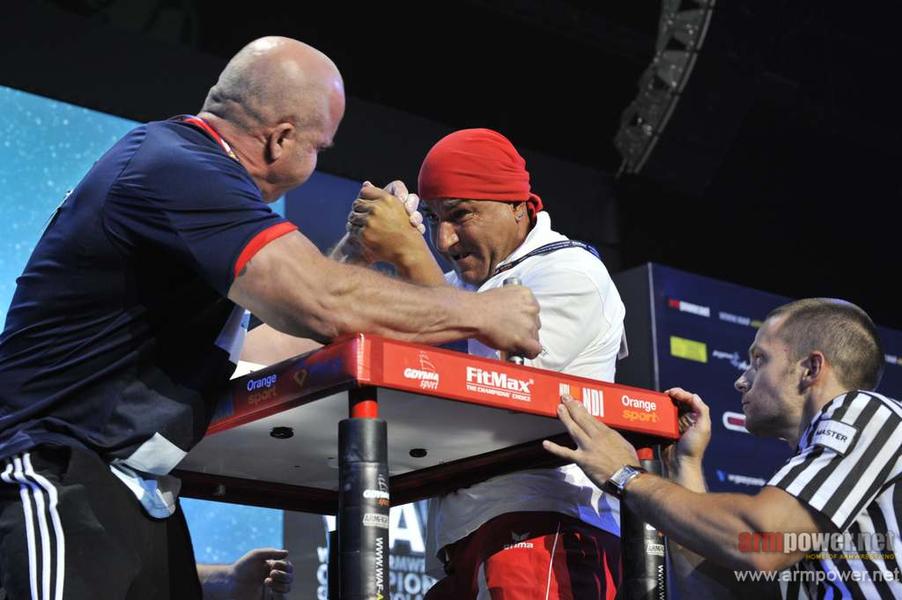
left=425, top=511, right=620, bottom=600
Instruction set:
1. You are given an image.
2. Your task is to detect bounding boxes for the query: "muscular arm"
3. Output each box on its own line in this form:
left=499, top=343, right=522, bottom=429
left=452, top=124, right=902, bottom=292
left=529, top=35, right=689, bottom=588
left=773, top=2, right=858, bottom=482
left=227, top=231, right=539, bottom=353
left=656, top=391, right=732, bottom=593
left=329, top=232, right=446, bottom=285
left=659, top=453, right=757, bottom=597
left=387, top=238, right=447, bottom=286
left=660, top=461, right=784, bottom=597
left=238, top=237, right=442, bottom=366
left=627, top=477, right=825, bottom=571
left=546, top=398, right=829, bottom=573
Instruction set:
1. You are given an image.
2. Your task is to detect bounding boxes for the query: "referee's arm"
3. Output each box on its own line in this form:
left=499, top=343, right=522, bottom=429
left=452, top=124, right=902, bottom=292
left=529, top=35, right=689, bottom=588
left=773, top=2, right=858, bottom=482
left=623, top=475, right=830, bottom=571
left=544, top=398, right=831, bottom=572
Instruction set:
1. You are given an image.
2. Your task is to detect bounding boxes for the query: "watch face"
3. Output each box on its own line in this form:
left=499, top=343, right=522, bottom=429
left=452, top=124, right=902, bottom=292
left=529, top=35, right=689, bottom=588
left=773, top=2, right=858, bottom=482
left=615, top=466, right=635, bottom=485
left=605, top=465, right=644, bottom=498
left=605, top=467, right=629, bottom=497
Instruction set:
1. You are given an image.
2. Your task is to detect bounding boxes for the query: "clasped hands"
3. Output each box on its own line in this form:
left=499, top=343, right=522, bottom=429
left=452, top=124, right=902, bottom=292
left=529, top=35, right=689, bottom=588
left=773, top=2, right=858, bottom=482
left=343, top=180, right=426, bottom=265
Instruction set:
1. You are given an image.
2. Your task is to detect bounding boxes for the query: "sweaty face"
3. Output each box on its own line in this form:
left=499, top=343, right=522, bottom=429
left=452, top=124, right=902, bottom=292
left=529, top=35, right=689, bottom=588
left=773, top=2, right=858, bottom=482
left=422, top=198, right=526, bottom=286
left=734, top=316, right=803, bottom=440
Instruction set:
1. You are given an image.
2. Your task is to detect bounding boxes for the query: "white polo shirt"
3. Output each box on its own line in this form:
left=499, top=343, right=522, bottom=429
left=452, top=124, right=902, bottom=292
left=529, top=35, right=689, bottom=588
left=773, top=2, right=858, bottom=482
left=429, top=210, right=626, bottom=553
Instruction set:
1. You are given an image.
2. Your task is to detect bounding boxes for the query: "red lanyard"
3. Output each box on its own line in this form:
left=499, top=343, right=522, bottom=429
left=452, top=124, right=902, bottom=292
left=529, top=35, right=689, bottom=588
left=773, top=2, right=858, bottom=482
left=183, top=116, right=237, bottom=160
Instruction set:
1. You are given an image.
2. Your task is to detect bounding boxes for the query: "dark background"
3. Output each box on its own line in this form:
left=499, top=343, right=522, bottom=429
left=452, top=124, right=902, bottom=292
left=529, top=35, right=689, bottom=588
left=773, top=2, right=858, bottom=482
left=4, top=0, right=899, bottom=329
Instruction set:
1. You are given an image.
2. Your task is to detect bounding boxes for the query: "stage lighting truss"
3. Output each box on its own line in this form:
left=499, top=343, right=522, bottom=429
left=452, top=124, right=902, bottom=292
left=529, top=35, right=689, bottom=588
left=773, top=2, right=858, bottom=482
left=615, top=0, right=715, bottom=175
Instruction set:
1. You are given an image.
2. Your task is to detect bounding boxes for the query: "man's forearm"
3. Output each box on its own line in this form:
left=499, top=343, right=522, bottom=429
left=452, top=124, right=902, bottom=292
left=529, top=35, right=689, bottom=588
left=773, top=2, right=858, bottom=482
left=392, top=242, right=448, bottom=286
left=624, top=475, right=770, bottom=570
left=231, top=234, right=483, bottom=344
left=352, top=221, right=447, bottom=287
left=328, top=233, right=368, bottom=265
left=230, top=232, right=538, bottom=356
left=660, top=455, right=730, bottom=592
left=664, top=456, right=707, bottom=492
left=301, top=259, right=483, bottom=343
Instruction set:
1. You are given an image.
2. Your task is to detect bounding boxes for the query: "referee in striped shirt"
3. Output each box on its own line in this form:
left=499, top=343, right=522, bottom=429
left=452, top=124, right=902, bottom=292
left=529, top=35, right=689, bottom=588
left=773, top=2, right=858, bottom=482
left=545, top=298, right=901, bottom=598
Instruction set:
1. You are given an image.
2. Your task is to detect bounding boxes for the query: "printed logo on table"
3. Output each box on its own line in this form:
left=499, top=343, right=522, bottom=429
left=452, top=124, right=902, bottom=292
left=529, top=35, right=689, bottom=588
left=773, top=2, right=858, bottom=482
left=246, top=373, right=279, bottom=405
left=402, top=351, right=440, bottom=390
left=620, top=394, right=659, bottom=424
left=559, top=383, right=604, bottom=417
left=247, top=373, right=278, bottom=391
left=465, top=367, right=533, bottom=402
left=291, top=369, right=308, bottom=389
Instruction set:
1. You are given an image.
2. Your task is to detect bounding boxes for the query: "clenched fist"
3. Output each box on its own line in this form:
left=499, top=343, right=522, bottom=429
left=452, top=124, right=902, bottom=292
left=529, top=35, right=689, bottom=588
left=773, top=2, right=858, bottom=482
left=473, top=284, right=542, bottom=358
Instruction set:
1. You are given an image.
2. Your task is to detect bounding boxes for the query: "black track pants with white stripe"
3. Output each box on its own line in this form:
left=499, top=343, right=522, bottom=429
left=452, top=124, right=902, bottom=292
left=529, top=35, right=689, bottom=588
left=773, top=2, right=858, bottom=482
left=0, top=445, right=201, bottom=600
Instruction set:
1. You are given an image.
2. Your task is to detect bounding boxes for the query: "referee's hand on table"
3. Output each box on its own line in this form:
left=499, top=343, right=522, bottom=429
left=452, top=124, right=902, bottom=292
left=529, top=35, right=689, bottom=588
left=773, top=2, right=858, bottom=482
left=660, top=387, right=711, bottom=479
left=543, top=396, right=640, bottom=487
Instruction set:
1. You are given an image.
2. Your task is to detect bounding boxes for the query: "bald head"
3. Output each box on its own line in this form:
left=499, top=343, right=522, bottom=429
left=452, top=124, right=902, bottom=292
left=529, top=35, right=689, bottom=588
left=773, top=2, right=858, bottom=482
left=202, top=36, right=344, bottom=133
left=198, top=37, right=346, bottom=200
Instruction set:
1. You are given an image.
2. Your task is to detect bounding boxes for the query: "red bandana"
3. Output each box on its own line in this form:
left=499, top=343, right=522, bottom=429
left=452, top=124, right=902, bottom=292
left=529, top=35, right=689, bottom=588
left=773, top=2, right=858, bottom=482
left=417, top=128, right=544, bottom=217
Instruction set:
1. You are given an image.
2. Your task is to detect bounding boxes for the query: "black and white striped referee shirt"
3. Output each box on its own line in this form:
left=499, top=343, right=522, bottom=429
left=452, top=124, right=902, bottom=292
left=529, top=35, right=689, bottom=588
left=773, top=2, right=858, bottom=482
left=768, top=390, right=902, bottom=599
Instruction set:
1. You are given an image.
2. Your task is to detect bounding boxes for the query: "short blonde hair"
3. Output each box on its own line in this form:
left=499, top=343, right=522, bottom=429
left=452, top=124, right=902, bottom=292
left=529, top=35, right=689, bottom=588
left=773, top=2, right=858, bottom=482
left=768, top=298, right=884, bottom=391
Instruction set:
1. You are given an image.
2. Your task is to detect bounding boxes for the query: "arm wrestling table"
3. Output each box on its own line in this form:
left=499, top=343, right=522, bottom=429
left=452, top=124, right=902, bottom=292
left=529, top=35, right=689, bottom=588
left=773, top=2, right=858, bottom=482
left=174, top=333, right=679, bottom=599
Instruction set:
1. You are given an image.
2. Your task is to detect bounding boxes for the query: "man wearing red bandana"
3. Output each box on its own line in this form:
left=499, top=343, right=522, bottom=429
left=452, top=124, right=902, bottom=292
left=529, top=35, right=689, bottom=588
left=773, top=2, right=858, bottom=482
left=0, top=34, right=543, bottom=598
left=345, top=128, right=627, bottom=599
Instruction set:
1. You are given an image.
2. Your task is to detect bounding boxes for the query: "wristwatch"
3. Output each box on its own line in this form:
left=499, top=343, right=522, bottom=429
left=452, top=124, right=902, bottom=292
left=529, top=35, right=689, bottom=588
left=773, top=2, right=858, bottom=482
left=603, top=464, right=647, bottom=498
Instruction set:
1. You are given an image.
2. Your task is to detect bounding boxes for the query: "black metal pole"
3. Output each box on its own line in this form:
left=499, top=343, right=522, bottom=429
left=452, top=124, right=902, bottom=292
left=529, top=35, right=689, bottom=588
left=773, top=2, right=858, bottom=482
left=338, top=416, right=390, bottom=600
left=619, top=449, right=667, bottom=600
